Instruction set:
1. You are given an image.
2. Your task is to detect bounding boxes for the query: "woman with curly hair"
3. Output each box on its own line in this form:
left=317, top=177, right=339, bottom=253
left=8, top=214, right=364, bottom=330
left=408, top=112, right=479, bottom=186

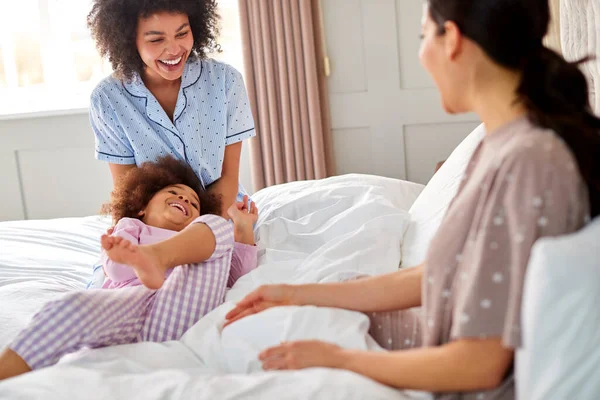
left=0, top=156, right=258, bottom=380
left=87, top=0, right=255, bottom=213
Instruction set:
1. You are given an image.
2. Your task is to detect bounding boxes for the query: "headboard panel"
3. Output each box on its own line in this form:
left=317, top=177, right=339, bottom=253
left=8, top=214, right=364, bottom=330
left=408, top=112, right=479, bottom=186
left=545, top=0, right=563, bottom=53
left=560, top=0, right=600, bottom=113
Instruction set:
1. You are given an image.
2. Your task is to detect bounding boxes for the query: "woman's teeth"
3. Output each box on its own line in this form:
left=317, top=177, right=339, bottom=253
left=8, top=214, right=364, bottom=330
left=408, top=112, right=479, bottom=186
left=160, top=56, right=182, bottom=66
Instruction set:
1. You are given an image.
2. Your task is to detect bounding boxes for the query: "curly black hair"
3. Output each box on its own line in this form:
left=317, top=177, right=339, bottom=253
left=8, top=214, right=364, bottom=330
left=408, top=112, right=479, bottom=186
left=102, top=156, right=221, bottom=223
left=87, top=0, right=220, bottom=81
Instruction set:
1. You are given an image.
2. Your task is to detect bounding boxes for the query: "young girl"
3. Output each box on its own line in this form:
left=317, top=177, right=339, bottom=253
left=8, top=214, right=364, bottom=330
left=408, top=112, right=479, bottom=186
left=100, top=157, right=258, bottom=290
left=0, top=156, right=258, bottom=380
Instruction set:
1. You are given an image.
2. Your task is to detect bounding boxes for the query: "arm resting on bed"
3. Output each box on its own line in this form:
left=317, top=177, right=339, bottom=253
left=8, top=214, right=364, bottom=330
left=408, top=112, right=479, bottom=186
left=338, top=338, right=513, bottom=392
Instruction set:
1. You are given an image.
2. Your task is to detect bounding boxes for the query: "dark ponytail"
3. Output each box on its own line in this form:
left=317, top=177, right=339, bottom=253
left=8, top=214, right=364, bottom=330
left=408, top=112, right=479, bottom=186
left=429, top=0, right=600, bottom=218
left=518, top=48, right=600, bottom=217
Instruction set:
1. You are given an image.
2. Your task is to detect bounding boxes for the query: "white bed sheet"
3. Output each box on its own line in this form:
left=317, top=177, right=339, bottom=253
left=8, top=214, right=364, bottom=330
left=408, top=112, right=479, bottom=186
left=0, top=216, right=110, bottom=348
left=0, top=174, right=426, bottom=400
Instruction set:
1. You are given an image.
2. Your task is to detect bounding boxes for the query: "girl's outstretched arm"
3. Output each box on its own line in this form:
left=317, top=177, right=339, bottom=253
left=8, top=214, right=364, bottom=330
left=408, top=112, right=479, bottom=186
left=102, top=215, right=234, bottom=289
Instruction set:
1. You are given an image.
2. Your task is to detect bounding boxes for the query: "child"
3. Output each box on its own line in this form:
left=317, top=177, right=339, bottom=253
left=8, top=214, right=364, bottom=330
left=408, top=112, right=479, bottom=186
left=100, top=157, right=258, bottom=290
left=0, top=156, right=258, bottom=380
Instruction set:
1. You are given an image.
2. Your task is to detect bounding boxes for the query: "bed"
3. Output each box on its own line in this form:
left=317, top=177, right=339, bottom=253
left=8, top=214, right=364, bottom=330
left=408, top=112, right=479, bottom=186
left=0, top=173, right=430, bottom=400
left=3, top=3, right=600, bottom=394
left=2, top=118, right=600, bottom=399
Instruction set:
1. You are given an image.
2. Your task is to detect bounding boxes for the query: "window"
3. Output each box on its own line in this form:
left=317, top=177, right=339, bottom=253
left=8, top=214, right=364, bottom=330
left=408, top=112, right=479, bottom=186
left=0, top=0, right=244, bottom=118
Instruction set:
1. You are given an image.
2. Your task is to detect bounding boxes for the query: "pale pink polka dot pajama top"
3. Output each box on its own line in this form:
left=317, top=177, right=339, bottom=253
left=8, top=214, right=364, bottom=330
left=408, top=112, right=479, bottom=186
left=367, top=117, right=589, bottom=400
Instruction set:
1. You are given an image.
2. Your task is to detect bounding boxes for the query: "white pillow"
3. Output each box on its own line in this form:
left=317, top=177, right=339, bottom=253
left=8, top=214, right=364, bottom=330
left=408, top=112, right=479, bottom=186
left=401, top=124, right=485, bottom=267
left=252, top=174, right=424, bottom=226
left=245, top=174, right=415, bottom=283
left=517, top=218, right=600, bottom=400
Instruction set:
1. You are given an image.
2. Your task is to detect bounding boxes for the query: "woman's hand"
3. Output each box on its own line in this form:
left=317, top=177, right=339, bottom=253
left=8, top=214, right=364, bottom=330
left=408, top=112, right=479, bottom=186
left=224, top=284, right=298, bottom=327
left=260, top=341, right=344, bottom=370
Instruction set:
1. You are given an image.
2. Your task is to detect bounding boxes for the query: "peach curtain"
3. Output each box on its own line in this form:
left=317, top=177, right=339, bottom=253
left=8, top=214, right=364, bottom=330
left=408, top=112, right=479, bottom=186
left=238, top=0, right=335, bottom=190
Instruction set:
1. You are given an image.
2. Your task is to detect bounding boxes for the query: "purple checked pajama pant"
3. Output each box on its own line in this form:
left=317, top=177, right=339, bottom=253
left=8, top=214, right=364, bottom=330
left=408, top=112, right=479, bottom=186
left=10, top=232, right=233, bottom=370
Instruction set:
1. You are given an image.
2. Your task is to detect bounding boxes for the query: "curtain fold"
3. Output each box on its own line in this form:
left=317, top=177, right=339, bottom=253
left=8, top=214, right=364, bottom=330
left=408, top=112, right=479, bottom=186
left=239, top=0, right=334, bottom=191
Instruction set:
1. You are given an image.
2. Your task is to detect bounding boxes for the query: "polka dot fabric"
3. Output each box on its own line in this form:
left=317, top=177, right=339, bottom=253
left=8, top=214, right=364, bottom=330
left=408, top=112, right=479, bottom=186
left=89, top=58, right=255, bottom=195
left=365, top=309, right=422, bottom=351
left=422, top=117, right=589, bottom=400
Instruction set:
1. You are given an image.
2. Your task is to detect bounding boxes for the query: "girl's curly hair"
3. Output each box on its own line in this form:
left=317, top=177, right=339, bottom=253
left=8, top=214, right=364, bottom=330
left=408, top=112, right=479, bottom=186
left=87, top=0, right=220, bottom=81
left=102, top=156, right=221, bottom=222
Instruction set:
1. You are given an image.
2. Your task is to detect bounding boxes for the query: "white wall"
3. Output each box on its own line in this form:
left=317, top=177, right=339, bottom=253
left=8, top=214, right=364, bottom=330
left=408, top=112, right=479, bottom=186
left=0, top=111, right=253, bottom=221
left=322, top=0, right=480, bottom=185
left=1, top=0, right=491, bottom=222
left=322, top=0, right=567, bottom=183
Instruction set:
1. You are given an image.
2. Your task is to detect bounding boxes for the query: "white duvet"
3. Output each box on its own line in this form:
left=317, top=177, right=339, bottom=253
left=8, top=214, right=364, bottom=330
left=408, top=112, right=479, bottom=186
left=0, top=174, right=430, bottom=400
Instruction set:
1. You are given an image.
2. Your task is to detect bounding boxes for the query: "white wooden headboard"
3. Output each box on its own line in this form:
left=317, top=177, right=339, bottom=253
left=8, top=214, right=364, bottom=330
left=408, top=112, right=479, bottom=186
left=560, top=0, right=600, bottom=113
left=545, top=0, right=563, bottom=53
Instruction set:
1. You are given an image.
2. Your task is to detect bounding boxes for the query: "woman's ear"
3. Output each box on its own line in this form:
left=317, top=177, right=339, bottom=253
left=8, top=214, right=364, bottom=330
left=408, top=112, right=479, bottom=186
left=444, top=21, right=463, bottom=61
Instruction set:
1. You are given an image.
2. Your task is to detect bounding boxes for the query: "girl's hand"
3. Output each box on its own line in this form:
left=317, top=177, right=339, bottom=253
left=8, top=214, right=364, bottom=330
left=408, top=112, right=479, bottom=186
left=259, top=341, right=344, bottom=370
left=238, top=197, right=258, bottom=226
left=227, top=195, right=259, bottom=244
left=228, top=195, right=259, bottom=226
left=224, top=284, right=297, bottom=327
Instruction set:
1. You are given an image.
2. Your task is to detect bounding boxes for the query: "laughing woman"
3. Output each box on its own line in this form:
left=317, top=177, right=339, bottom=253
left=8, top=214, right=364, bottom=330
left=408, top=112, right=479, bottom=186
left=87, top=0, right=255, bottom=212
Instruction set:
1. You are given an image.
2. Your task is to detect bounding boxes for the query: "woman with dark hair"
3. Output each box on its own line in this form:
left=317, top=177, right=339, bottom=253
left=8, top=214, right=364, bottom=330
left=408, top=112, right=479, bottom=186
left=224, top=1, right=600, bottom=398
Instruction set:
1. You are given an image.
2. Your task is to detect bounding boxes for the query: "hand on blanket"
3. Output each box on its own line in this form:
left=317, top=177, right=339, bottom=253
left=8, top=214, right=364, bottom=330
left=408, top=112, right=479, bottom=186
left=224, top=284, right=296, bottom=327
left=260, top=340, right=343, bottom=370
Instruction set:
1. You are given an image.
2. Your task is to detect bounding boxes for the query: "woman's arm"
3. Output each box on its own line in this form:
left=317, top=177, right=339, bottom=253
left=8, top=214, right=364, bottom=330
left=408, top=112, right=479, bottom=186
left=293, top=265, right=423, bottom=312
left=90, top=90, right=137, bottom=188
left=261, top=338, right=513, bottom=393
left=208, top=142, right=242, bottom=217
left=340, top=339, right=513, bottom=392
left=225, top=265, right=423, bottom=325
left=109, top=163, right=136, bottom=187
